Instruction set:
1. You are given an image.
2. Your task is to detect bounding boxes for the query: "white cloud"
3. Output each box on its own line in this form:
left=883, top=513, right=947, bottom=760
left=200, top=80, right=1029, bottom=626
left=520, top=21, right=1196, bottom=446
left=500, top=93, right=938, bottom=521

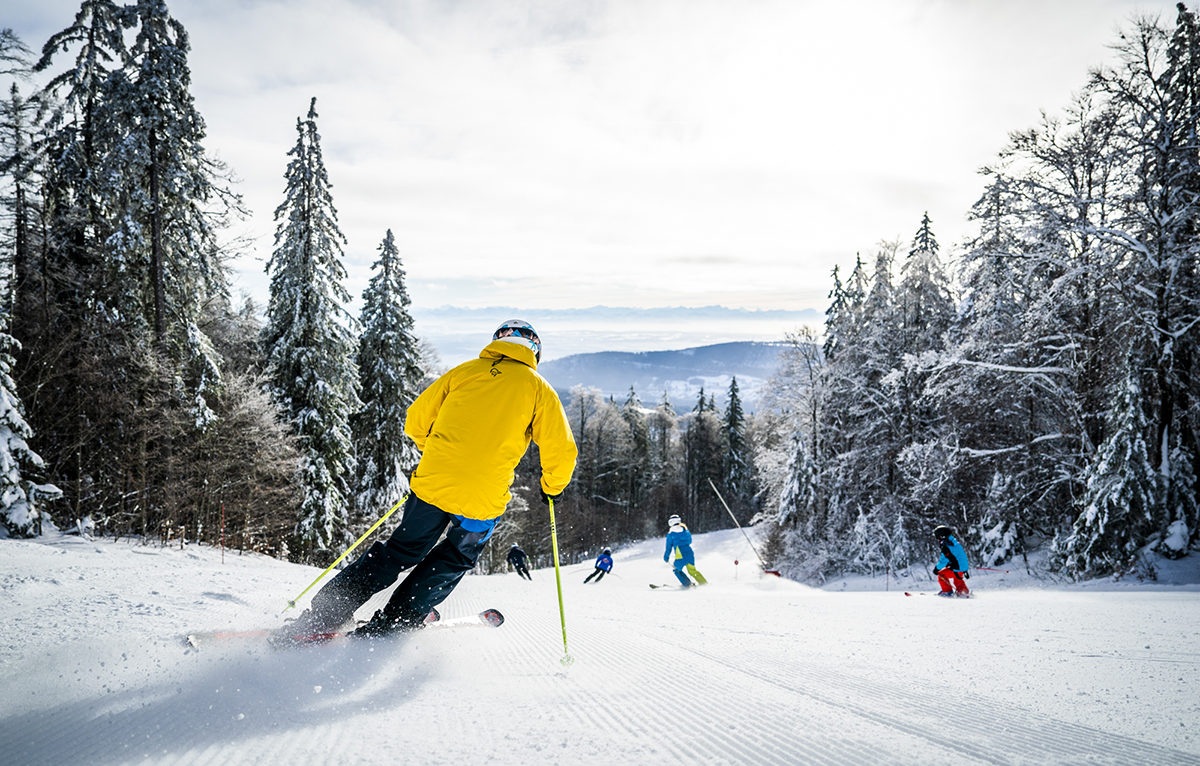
left=11, top=0, right=1186, bottom=355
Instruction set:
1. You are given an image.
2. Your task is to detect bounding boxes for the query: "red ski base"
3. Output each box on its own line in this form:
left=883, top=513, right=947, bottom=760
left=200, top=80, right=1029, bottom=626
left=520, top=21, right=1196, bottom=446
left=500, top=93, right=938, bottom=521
left=185, top=607, right=505, bottom=649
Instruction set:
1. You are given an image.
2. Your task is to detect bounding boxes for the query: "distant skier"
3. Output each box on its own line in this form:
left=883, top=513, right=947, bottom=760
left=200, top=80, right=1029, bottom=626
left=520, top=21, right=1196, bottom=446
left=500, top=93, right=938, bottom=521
left=663, top=515, right=706, bottom=587
left=584, top=548, right=613, bottom=583
left=275, top=320, right=577, bottom=642
left=933, top=525, right=970, bottom=598
left=507, top=543, right=532, bottom=580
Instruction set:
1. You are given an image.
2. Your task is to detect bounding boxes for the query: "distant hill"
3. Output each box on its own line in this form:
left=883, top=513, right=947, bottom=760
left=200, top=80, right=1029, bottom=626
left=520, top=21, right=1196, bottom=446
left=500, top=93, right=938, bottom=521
left=538, top=341, right=787, bottom=412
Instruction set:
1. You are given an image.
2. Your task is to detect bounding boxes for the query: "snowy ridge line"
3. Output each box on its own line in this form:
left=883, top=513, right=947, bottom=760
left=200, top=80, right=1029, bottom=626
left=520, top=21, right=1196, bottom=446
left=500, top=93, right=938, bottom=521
left=671, top=640, right=1200, bottom=765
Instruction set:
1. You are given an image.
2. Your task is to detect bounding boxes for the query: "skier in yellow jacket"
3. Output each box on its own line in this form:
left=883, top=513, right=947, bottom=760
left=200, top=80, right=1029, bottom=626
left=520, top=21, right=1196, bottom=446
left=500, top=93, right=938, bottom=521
left=279, top=320, right=577, bottom=640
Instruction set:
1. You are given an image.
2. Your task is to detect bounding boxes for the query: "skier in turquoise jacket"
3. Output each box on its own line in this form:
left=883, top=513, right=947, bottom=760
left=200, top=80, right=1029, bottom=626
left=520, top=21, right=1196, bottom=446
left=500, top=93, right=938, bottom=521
left=933, top=524, right=970, bottom=597
left=663, top=514, right=702, bottom=588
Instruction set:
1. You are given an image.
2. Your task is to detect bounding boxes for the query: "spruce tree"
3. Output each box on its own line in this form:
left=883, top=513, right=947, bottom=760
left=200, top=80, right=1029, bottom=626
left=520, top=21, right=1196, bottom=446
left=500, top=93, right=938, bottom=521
left=263, top=98, right=359, bottom=563
left=777, top=429, right=816, bottom=533
left=619, top=385, right=650, bottom=520
left=1092, top=7, right=1200, bottom=550
left=1054, top=364, right=1160, bottom=578
left=721, top=376, right=752, bottom=521
left=0, top=327, right=59, bottom=537
left=99, top=0, right=239, bottom=426
left=684, top=388, right=724, bottom=530
left=353, top=229, right=422, bottom=523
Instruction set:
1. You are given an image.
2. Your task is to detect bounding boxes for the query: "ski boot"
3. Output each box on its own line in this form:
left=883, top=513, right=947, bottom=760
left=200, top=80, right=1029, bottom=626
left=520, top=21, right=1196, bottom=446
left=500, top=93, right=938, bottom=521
left=350, top=606, right=439, bottom=638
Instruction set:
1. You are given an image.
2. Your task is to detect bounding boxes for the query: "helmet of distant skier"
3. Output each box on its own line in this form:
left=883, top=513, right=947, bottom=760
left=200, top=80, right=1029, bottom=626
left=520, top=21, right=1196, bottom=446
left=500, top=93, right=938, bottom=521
left=603, top=548, right=611, bottom=555
left=493, top=319, right=541, bottom=361
left=667, top=514, right=681, bottom=527
left=933, top=525, right=953, bottom=540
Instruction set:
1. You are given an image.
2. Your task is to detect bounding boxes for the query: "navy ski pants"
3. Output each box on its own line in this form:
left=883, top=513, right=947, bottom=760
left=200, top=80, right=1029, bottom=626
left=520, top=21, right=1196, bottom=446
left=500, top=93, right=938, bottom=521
left=309, top=493, right=495, bottom=627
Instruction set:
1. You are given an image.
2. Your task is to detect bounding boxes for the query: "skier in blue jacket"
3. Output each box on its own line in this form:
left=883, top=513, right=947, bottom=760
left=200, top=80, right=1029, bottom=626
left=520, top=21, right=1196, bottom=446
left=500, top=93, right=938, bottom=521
left=664, top=514, right=704, bottom=588
left=933, top=525, right=970, bottom=597
left=584, top=548, right=613, bottom=583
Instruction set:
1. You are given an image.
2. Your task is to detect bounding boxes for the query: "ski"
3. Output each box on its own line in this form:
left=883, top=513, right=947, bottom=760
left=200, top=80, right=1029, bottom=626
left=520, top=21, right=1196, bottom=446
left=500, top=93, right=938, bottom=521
left=185, top=607, right=505, bottom=649
left=904, top=591, right=971, bottom=599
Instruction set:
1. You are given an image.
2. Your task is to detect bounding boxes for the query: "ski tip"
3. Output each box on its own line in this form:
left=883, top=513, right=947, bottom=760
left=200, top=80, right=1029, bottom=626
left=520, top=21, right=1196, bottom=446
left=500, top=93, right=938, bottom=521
left=480, top=608, right=505, bottom=628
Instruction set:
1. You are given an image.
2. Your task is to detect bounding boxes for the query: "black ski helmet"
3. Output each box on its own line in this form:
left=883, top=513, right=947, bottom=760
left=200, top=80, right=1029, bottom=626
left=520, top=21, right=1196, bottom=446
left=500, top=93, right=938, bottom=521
left=603, top=547, right=611, bottom=555
left=933, top=525, right=953, bottom=540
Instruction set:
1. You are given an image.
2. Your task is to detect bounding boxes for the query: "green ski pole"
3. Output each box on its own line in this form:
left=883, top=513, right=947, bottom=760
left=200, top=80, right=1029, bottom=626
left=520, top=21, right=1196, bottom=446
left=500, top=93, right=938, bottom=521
left=548, top=497, right=574, bottom=666
left=281, top=493, right=409, bottom=615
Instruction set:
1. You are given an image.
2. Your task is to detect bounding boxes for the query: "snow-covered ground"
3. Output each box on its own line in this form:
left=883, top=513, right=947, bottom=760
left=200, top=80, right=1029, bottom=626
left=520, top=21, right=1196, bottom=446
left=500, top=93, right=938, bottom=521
left=2, top=529, right=1199, bottom=766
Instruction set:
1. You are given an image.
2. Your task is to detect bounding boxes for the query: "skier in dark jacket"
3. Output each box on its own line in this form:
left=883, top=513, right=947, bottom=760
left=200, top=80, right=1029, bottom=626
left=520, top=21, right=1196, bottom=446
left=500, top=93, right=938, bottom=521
left=507, top=543, right=532, bottom=580
left=933, top=525, right=970, bottom=597
left=584, top=548, right=613, bottom=583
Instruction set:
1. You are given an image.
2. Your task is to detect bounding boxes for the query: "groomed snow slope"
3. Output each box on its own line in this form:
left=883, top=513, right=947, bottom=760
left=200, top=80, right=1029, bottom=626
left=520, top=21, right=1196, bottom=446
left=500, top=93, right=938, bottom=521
left=2, top=530, right=1199, bottom=766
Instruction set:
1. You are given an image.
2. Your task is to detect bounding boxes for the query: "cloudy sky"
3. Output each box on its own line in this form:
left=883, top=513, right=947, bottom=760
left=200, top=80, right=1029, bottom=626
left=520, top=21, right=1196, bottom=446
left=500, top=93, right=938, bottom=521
left=7, top=0, right=1186, bottom=358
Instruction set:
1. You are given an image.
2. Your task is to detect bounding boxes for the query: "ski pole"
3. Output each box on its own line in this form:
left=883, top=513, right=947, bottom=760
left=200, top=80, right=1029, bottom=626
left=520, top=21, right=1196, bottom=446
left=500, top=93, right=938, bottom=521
left=547, top=497, right=574, bottom=666
left=280, top=493, right=410, bottom=615
left=707, top=478, right=778, bottom=575
left=975, top=566, right=1010, bottom=573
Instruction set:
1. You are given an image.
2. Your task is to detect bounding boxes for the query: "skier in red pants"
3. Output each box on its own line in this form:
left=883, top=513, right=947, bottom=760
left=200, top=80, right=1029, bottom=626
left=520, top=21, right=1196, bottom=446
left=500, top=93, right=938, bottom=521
left=933, top=525, right=970, bottom=598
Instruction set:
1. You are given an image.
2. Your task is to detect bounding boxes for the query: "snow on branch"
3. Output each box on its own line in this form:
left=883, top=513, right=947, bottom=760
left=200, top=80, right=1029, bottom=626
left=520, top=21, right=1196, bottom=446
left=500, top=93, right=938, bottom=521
left=957, top=432, right=1070, bottom=458
left=943, top=358, right=1073, bottom=376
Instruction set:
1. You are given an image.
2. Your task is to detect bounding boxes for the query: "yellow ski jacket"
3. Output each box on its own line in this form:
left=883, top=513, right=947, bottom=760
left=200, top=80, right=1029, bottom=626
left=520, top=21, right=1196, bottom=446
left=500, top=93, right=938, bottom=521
left=404, top=339, right=578, bottom=520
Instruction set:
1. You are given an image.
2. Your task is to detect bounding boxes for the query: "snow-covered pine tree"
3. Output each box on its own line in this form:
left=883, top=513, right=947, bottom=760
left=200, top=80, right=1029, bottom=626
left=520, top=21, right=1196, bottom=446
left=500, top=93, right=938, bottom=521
left=0, top=329, right=57, bottom=537
left=721, top=376, right=753, bottom=523
left=0, top=32, right=59, bottom=538
left=644, top=389, right=681, bottom=532
left=777, top=429, right=816, bottom=533
left=34, top=0, right=127, bottom=285
left=619, top=385, right=650, bottom=523
left=1054, top=364, right=1161, bottom=578
left=1162, top=0, right=1200, bottom=550
left=822, top=264, right=848, bottom=362
left=25, top=1, right=130, bottom=524
left=839, top=243, right=903, bottom=526
left=894, top=214, right=957, bottom=531
left=353, top=229, right=422, bottom=524
left=98, top=0, right=240, bottom=428
left=684, top=387, right=725, bottom=531
left=1089, top=9, right=1200, bottom=553
left=263, top=98, right=360, bottom=564
left=1, top=34, right=42, bottom=304
left=898, top=212, right=954, bottom=353
left=1005, top=93, right=1121, bottom=464
left=757, top=327, right=824, bottom=533
left=919, top=172, right=1073, bottom=564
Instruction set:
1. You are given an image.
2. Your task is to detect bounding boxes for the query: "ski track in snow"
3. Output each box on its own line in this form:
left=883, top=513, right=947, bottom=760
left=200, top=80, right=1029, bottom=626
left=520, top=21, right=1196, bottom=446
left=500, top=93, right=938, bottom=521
left=2, top=532, right=1199, bottom=766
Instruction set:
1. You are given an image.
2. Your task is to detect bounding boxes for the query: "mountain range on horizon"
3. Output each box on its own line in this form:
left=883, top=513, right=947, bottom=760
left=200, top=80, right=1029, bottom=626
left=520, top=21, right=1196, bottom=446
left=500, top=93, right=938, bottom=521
left=411, top=304, right=820, bottom=362
left=537, top=340, right=790, bottom=413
